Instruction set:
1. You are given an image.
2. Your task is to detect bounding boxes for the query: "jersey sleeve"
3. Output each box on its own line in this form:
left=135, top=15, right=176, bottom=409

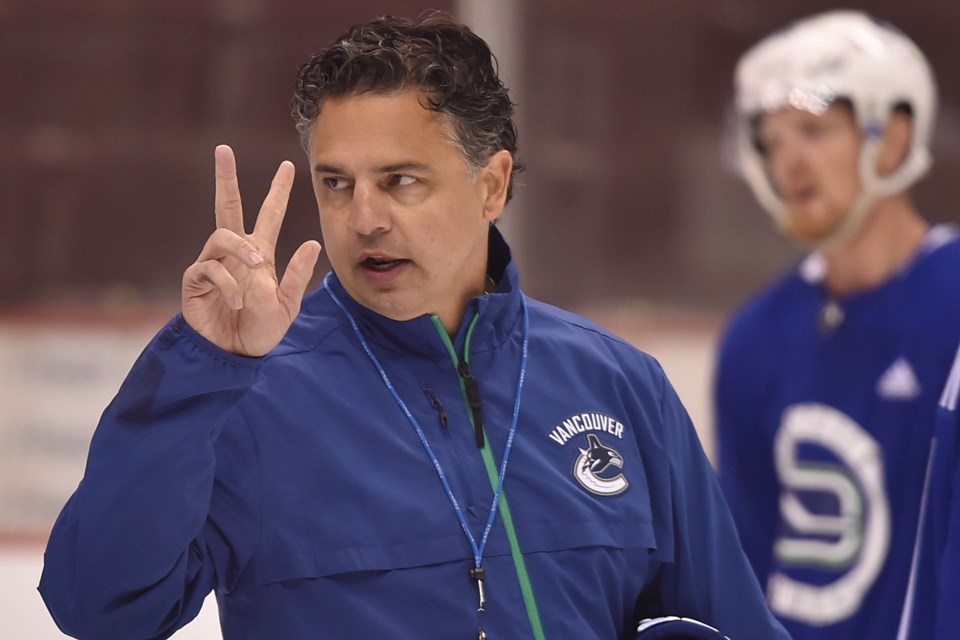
left=38, top=315, right=262, bottom=640
left=645, top=364, right=789, bottom=639
left=713, top=324, right=779, bottom=585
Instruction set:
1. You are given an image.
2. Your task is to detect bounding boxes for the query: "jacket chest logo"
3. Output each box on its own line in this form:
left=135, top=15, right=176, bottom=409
left=548, top=412, right=630, bottom=496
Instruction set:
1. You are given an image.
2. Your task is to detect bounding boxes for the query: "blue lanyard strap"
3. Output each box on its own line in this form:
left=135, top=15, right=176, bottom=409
left=324, top=273, right=530, bottom=571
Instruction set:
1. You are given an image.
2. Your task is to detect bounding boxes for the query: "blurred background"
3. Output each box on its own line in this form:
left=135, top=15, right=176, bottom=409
left=2, top=0, right=958, bottom=636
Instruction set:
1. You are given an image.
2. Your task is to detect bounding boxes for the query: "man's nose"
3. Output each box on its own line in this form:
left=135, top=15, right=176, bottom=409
left=770, top=142, right=806, bottom=188
left=347, top=183, right=391, bottom=235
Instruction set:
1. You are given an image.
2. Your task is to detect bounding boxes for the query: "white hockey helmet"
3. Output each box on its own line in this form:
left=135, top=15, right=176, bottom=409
left=734, top=10, right=937, bottom=244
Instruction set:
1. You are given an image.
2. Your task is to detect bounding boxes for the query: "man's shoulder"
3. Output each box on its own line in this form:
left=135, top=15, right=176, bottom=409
left=896, top=226, right=960, bottom=322
left=524, top=297, right=665, bottom=378
left=526, top=297, right=640, bottom=350
left=912, top=225, right=960, bottom=279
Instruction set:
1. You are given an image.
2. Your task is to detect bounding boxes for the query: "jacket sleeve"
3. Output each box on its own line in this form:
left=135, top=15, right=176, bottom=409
left=713, top=327, right=779, bottom=586
left=646, top=365, right=789, bottom=640
left=38, top=315, right=262, bottom=640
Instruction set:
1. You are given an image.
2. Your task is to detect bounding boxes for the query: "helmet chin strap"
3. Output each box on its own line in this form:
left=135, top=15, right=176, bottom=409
left=815, top=189, right=878, bottom=253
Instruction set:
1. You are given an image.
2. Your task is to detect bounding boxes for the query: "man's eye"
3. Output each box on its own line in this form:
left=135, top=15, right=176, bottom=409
left=387, top=174, right=417, bottom=187
left=757, top=136, right=779, bottom=157
left=323, top=177, right=350, bottom=190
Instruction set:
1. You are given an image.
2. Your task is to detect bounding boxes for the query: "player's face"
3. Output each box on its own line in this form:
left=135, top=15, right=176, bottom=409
left=309, top=90, right=509, bottom=332
left=757, top=104, right=862, bottom=244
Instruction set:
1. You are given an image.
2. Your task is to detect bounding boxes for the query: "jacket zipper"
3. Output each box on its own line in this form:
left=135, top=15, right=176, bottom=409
left=430, top=315, right=486, bottom=448
left=422, top=380, right=475, bottom=508
left=458, top=361, right=485, bottom=448
left=421, top=384, right=449, bottom=428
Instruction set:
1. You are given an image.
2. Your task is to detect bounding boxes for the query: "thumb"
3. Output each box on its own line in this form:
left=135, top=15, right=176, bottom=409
left=278, top=240, right=322, bottom=315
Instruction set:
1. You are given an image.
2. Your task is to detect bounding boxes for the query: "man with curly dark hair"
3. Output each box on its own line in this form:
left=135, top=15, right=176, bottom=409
left=39, top=14, right=787, bottom=640
left=292, top=15, right=523, bottom=203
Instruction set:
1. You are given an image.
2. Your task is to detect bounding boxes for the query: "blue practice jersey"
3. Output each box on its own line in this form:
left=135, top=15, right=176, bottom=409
left=898, top=343, right=960, bottom=640
left=715, top=226, right=960, bottom=640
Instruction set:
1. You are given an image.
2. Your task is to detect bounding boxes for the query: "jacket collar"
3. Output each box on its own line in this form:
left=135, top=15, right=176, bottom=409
left=324, top=226, right=523, bottom=360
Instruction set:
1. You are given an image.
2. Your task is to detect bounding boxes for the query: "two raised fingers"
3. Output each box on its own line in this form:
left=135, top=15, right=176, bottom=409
left=193, top=145, right=314, bottom=314
left=215, top=144, right=295, bottom=258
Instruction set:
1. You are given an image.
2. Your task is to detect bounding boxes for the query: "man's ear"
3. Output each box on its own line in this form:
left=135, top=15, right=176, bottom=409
left=479, top=150, right=513, bottom=223
left=876, top=110, right=913, bottom=177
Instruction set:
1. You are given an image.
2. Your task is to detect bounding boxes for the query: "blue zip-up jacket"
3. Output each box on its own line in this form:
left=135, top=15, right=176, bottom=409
left=39, top=230, right=787, bottom=639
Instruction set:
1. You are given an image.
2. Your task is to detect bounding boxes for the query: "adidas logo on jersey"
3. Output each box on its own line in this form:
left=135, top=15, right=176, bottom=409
left=876, top=357, right=921, bottom=400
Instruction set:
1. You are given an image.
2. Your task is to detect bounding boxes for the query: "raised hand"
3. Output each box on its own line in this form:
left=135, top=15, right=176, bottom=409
left=182, top=145, right=322, bottom=356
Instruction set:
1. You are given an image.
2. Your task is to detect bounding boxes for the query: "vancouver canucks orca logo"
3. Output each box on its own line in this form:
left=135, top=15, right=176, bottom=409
left=574, top=434, right=629, bottom=496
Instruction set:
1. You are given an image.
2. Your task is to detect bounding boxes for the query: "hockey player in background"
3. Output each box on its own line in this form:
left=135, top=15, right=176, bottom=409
left=715, top=9, right=960, bottom=640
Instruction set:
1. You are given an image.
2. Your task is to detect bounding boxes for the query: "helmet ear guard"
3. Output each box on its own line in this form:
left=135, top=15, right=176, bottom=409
left=733, top=10, right=936, bottom=247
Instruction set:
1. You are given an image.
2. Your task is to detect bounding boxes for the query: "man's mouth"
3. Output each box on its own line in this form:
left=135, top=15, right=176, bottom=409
left=786, top=186, right=817, bottom=207
left=361, top=256, right=408, bottom=271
